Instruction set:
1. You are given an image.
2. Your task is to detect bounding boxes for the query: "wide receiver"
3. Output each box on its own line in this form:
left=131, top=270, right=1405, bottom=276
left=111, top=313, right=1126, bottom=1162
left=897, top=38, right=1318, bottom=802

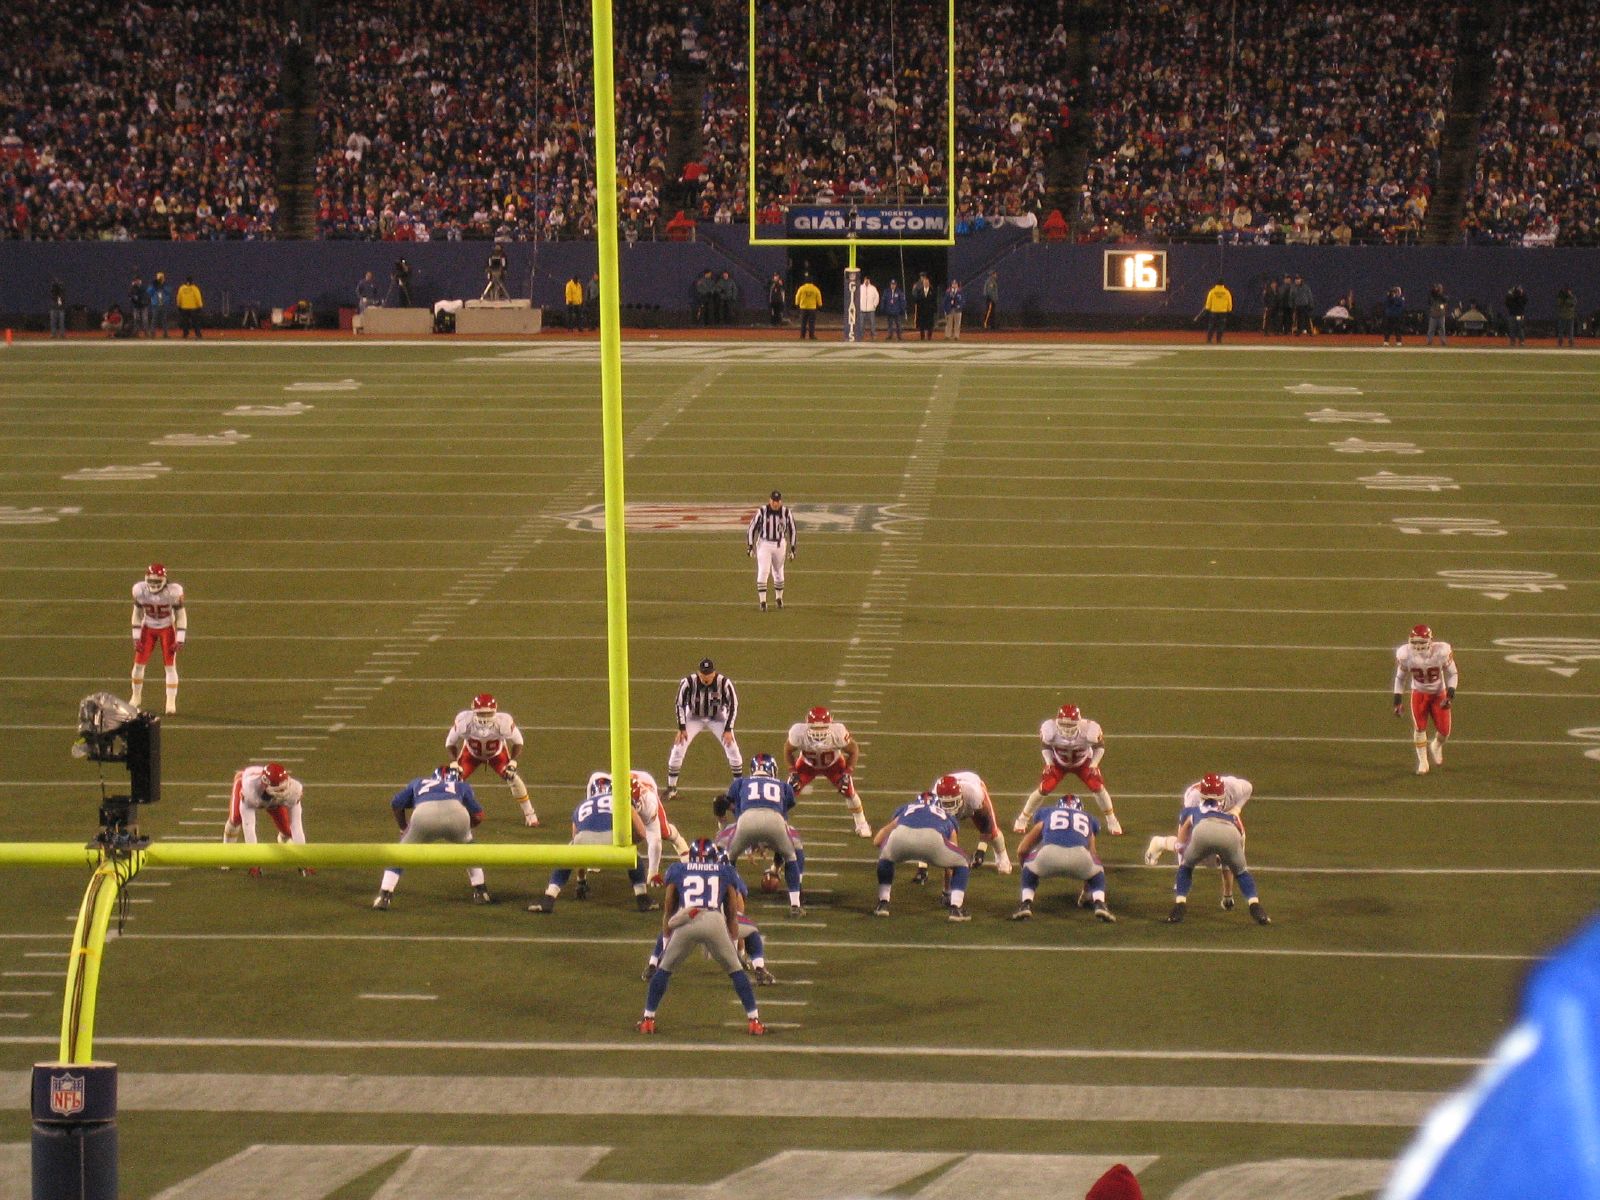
left=445, top=694, right=539, bottom=826
left=223, top=762, right=311, bottom=878
left=1013, top=703, right=1122, bottom=836
left=130, top=563, right=186, bottom=714
left=785, top=706, right=871, bottom=837
left=1394, top=624, right=1458, bottom=774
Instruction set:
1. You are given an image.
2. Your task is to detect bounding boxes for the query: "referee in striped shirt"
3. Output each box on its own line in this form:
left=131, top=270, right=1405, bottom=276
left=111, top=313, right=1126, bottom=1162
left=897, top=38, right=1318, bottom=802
left=747, top=490, right=796, bottom=611
left=666, top=658, right=743, bottom=800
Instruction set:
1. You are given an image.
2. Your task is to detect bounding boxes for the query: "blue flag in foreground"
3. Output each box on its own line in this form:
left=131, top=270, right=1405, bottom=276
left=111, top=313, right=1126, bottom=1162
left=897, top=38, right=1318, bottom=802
left=1385, top=913, right=1600, bottom=1200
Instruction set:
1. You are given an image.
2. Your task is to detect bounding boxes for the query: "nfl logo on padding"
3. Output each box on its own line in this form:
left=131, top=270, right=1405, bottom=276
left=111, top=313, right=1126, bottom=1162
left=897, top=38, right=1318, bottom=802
left=49, top=1072, right=86, bottom=1117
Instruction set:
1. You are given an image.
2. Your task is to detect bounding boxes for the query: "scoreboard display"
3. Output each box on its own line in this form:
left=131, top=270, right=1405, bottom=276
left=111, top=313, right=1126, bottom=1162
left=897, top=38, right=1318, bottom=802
left=1103, top=249, right=1168, bottom=292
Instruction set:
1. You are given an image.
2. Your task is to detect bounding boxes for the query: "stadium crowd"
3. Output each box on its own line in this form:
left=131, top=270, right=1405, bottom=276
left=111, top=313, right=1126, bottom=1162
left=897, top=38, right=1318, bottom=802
left=0, top=0, right=282, bottom=240
left=1, top=0, right=1595, bottom=246
left=1464, top=0, right=1600, bottom=246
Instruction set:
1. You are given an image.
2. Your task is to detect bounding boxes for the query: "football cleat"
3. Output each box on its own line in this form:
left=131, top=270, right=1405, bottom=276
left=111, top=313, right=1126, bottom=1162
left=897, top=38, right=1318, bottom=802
left=635, top=893, right=661, bottom=912
left=776, top=597, right=783, bottom=609
left=145, top=563, right=168, bottom=590
left=806, top=706, right=832, bottom=733
left=471, top=693, right=498, bottom=718
left=749, top=753, right=779, bottom=779
left=1250, top=901, right=1272, bottom=925
left=948, top=905, right=971, bottom=923
left=873, top=900, right=890, bottom=917
left=164, top=696, right=177, bottom=716
left=636, top=1017, right=657, bottom=1035
left=372, top=890, right=392, bottom=911
left=1416, top=757, right=1430, bottom=775
left=1011, top=899, right=1034, bottom=921
left=1093, top=902, right=1116, bottom=923
left=299, top=868, right=316, bottom=878
left=1012, top=813, right=1029, bottom=835
left=788, top=903, right=806, bottom=919
left=471, top=884, right=494, bottom=905
left=1221, top=895, right=1236, bottom=911
left=1166, top=902, right=1187, bottom=924
left=852, top=814, right=873, bottom=838
left=1409, top=624, right=1433, bottom=652
left=261, top=762, right=292, bottom=800
left=1144, top=836, right=1164, bottom=867
left=1429, top=738, right=1445, bottom=765
left=912, top=865, right=929, bottom=886
left=528, top=896, right=555, bottom=914
left=641, top=963, right=658, bottom=982
left=247, top=867, right=262, bottom=879
left=753, top=965, right=778, bottom=985
left=575, top=873, right=590, bottom=900
left=1054, top=703, right=1083, bottom=737
left=1104, top=812, right=1123, bottom=836
left=1076, top=888, right=1093, bottom=909
left=747, top=1017, right=768, bottom=1036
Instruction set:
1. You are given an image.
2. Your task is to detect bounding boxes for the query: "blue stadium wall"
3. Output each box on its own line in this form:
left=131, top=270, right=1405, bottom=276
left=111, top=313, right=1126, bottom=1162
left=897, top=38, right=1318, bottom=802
left=1, top=233, right=1595, bottom=323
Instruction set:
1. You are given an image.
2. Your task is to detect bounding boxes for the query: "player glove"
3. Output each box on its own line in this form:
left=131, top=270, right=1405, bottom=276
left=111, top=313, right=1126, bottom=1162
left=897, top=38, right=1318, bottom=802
left=996, top=853, right=1013, bottom=875
left=175, top=630, right=186, bottom=646
left=648, top=873, right=665, bottom=888
left=1442, top=687, right=1455, bottom=709
left=837, top=772, right=853, bottom=792
left=1392, top=693, right=1403, bottom=715
left=505, top=758, right=518, bottom=774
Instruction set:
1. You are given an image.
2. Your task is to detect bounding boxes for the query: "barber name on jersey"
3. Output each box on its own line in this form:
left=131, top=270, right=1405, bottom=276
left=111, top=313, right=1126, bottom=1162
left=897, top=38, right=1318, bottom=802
left=1395, top=641, right=1455, bottom=693
left=133, top=580, right=184, bottom=626
left=1040, top=718, right=1103, bottom=767
left=729, top=775, right=795, bottom=815
left=1036, top=803, right=1099, bottom=848
left=790, top=721, right=849, bottom=766
left=666, top=859, right=742, bottom=912
left=452, top=711, right=519, bottom=758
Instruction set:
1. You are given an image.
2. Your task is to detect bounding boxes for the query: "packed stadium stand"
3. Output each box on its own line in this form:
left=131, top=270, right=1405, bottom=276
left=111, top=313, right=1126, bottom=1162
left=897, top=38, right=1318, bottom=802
left=0, top=0, right=1594, bottom=245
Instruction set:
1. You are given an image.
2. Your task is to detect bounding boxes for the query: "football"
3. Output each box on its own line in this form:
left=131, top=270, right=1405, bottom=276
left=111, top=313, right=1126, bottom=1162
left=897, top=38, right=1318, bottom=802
left=759, top=870, right=783, bottom=893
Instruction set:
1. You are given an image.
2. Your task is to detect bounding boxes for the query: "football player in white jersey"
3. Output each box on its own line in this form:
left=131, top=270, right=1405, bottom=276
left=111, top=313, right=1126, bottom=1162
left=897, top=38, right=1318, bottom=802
left=223, top=762, right=311, bottom=877
left=1145, top=773, right=1252, bottom=907
left=785, top=706, right=871, bottom=836
left=1393, top=624, right=1458, bottom=774
left=932, top=772, right=1012, bottom=874
left=1013, top=703, right=1121, bottom=836
left=626, top=771, right=691, bottom=884
left=445, top=694, right=539, bottom=825
left=130, top=563, right=186, bottom=714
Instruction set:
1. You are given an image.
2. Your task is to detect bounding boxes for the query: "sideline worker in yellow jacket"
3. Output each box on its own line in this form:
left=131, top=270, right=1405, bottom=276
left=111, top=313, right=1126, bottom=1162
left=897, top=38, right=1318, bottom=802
left=1200, top=279, right=1232, bottom=344
left=794, top=279, right=822, bottom=341
left=175, top=276, right=204, bottom=339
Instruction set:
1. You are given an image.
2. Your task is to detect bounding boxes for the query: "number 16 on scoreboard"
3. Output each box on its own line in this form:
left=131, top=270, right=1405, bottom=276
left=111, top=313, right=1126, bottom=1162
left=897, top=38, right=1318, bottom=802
left=1103, top=249, right=1168, bottom=292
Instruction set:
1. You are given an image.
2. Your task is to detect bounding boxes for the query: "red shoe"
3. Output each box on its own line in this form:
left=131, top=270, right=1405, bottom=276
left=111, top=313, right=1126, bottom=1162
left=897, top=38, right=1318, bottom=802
left=747, top=1017, right=768, bottom=1036
left=298, top=868, right=316, bottom=877
left=636, top=1017, right=657, bottom=1035
left=247, top=867, right=262, bottom=879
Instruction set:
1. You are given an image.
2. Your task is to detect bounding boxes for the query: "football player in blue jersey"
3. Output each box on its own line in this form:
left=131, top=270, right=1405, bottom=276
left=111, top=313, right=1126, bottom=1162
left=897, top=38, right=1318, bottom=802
left=528, top=773, right=659, bottom=913
left=642, top=866, right=776, bottom=985
left=372, top=765, right=491, bottom=910
left=1011, top=795, right=1115, bottom=922
left=637, top=838, right=767, bottom=1035
left=1167, top=792, right=1270, bottom=925
left=872, top=791, right=972, bottom=921
left=715, top=753, right=808, bottom=917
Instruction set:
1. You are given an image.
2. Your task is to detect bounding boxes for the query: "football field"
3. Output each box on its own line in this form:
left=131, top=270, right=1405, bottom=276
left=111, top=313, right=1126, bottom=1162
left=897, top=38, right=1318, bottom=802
left=2, top=338, right=1598, bottom=1199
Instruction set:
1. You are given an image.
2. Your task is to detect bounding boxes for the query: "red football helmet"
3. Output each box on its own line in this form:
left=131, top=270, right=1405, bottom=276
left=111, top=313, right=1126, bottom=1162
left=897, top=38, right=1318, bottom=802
left=1409, top=624, right=1433, bottom=652
left=261, top=762, right=291, bottom=798
left=1055, top=704, right=1083, bottom=735
left=471, top=693, right=498, bottom=718
left=630, top=776, right=647, bottom=808
left=145, top=563, right=168, bottom=590
left=1199, top=773, right=1225, bottom=799
left=934, top=774, right=962, bottom=800
left=806, top=706, right=832, bottom=732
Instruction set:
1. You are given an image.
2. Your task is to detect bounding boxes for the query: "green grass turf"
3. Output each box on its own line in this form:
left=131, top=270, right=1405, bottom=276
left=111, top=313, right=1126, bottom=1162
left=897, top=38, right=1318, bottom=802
left=1, top=341, right=1597, bottom=1198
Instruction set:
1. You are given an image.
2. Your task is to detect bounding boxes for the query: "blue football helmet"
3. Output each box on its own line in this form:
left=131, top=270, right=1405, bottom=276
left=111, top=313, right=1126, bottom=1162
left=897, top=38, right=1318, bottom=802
left=750, top=753, right=779, bottom=778
left=434, top=764, right=463, bottom=784
left=587, top=773, right=611, bottom=800
left=688, top=837, right=719, bottom=864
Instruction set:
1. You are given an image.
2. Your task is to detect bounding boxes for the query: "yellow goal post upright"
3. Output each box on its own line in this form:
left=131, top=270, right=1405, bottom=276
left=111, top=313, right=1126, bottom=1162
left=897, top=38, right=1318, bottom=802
left=746, top=0, right=957, bottom=337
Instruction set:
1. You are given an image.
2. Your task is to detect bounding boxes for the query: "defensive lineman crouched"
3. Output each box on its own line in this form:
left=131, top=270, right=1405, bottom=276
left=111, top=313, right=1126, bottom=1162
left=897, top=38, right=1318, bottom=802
left=223, top=762, right=311, bottom=877
left=528, top=774, right=658, bottom=913
left=873, top=791, right=972, bottom=921
left=446, top=693, right=539, bottom=825
left=1167, top=794, right=1270, bottom=925
left=1014, top=704, right=1122, bottom=835
left=130, top=563, right=185, bottom=714
left=630, top=769, right=690, bottom=884
left=637, top=838, right=767, bottom=1035
left=373, top=765, right=491, bottom=909
left=1146, top=773, right=1252, bottom=908
left=786, top=706, right=872, bottom=837
left=718, top=754, right=807, bottom=916
left=1394, top=624, right=1458, bottom=774
left=933, top=772, right=1011, bottom=873
left=1012, top=796, right=1114, bottom=922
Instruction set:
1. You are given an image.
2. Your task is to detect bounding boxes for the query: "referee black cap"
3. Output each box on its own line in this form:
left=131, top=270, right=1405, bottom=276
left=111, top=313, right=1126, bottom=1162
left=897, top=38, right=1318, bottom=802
left=770, top=490, right=782, bottom=501
left=699, top=657, right=715, bottom=673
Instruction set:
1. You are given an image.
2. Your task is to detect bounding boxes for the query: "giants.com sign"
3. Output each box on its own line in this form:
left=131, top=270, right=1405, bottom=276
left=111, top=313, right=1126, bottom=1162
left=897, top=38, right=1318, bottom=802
left=784, top=206, right=949, bottom=238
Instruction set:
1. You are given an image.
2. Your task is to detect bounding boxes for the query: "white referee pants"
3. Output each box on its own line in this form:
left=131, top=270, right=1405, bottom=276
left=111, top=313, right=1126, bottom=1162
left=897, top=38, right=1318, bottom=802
left=667, top=718, right=743, bottom=785
left=754, top=540, right=787, bottom=596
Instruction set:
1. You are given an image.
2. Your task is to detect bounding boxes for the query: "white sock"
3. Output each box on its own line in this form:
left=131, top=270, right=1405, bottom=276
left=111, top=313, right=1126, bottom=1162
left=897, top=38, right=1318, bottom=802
left=1092, top=787, right=1113, bottom=814
left=788, top=890, right=801, bottom=906
left=877, top=883, right=891, bottom=902
left=467, top=868, right=485, bottom=888
left=1021, top=789, right=1046, bottom=820
left=1020, top=887, right=1036, bottom=902
left=949, top=888, right=965, bottom=907
left=380, top=869, right=401, bottom=893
